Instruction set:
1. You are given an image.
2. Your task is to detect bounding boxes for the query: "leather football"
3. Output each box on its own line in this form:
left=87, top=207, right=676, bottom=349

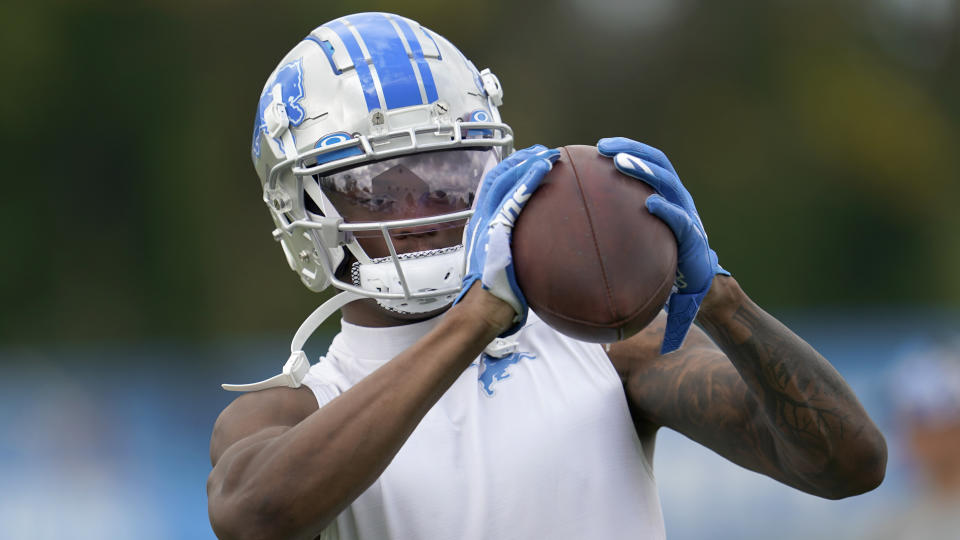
left=513, top=145, right=677, bottom=342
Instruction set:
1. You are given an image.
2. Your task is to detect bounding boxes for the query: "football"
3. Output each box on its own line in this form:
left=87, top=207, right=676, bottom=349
left=513, top=145, right=677, bottom=343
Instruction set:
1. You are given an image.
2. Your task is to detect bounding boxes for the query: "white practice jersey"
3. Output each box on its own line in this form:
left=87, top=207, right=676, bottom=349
left=301, top=311, right=665, bottom=540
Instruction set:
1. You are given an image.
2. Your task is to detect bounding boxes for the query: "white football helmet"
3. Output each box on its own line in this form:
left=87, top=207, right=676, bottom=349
left=225, top=13, right=515, bottom=391
left=254, top=12, right=511, bottom=307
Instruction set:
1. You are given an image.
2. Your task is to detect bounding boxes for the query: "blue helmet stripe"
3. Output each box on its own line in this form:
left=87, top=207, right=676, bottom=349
left=326, top=20, right=381, bottom=112
left=303, top=35, right=341, bottom=75
left=345, top=13, right=423, bottom=110
left=395, top=18, right=438, bottom=104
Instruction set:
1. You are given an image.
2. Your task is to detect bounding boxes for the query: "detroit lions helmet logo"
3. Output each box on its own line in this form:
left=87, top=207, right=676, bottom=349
left=252, top=58, right=307, bottom=158
left=477, top=351, right=537, bottom=396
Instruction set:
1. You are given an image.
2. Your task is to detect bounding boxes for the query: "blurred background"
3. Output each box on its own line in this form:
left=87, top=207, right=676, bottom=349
left=2, top=0, right=959, bottom=538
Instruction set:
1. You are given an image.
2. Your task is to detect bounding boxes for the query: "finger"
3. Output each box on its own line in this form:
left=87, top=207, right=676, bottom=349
left=496, top=155, right=555, bottom=221
left=515, top=153, right=557, bottom=198
left=645, top=195, right=696, bottom=246
left=476, top=158, right=531, bottom=213
left=597, top=136, right=640, bottom=156
left=498, top=144, right=548, bottom=173
left=647, top=196, right=718, bottom=299
left=614, top=153, right=687, bottom=206
left=477, top=145, right=548, bottom=202
left=645, top=195, right=711, bottom=269
left=500, top=148, right=559, bottom=198
left=532, top=147, right=561, bottom=166
left=516, top=144, right=549, bottom=154
left=484, top=148, right=557, bottom=212
left=597, top=137, right=677, bottom=175
left=480, top=150, right=558, bottom=234
left=506, top=146, right=560, bottom=175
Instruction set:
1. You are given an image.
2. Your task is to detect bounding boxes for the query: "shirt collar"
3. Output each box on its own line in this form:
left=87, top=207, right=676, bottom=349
left=332, top=314, right=445, bottom=362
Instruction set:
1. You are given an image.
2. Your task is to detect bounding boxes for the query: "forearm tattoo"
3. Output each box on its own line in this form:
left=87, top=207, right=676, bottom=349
left=697, top=301, right=867, bottom=490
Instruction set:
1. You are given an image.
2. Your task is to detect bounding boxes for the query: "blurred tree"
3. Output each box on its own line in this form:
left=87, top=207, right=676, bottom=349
left=1, top=0, right=957, bottom=349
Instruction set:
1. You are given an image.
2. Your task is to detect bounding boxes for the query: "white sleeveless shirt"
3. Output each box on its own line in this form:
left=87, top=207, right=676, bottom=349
left=301, top=311, right=665, bottom=540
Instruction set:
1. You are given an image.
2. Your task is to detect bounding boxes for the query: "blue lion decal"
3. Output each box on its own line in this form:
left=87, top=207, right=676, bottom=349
left=252, top=58, right=306, bottom=158
left=477, top=352, right=537, bottom=396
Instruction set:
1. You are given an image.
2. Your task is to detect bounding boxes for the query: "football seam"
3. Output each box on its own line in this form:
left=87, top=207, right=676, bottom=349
left=566, top=149, right=617, bottom=323
left=532, top=265, right=675, bottom=329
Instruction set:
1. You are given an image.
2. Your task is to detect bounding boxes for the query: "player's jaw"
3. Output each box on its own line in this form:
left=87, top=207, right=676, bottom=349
left=335, top=221, right=467, bottom=327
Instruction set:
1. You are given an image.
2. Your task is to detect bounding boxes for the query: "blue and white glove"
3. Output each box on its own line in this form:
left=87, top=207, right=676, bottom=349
left=597, top=137, right=730, bottom=354
left=456, top=145, right=561, bottom=336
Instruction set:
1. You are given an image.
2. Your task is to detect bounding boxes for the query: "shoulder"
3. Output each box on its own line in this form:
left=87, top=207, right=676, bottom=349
left=210, top=386, right=318, bottom=466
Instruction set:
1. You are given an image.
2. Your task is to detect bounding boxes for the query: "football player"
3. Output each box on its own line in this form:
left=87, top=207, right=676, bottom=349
left=207, top=12, right=886, bottom=540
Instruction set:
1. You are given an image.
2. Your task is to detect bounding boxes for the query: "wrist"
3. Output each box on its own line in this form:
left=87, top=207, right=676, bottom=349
left=452, top=282, right=516, bottom=337
left=697, top=274, right=745, bottom=324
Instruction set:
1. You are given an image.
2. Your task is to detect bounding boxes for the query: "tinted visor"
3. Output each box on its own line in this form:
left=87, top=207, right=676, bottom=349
left=317, top=148, right=497, bottom=238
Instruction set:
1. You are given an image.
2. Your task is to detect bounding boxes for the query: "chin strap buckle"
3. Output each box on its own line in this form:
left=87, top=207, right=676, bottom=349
left=221, top=350, right=310, bottom=392
left=221, top=291, right=365, bottom=393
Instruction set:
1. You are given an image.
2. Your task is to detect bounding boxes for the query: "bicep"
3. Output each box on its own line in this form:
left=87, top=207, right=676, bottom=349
left=207, top=387, right=323, bottom=538
left=210, top=386, right=318, bottom=466
left=609, top=320, right=784, bottom=480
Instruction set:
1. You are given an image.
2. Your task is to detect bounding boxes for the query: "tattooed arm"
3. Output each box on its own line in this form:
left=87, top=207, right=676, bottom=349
left=608, top=275, right=887, bottom=499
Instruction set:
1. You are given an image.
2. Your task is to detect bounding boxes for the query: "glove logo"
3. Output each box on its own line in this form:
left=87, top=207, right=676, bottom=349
left=491, top=184, right=531, bottom=228
left=676, top=270, right=687, bottom=290
left=253, top=59, right=307, bottom=158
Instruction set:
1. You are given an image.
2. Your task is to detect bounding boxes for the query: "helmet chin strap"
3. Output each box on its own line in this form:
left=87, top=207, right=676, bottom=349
left=221, top=256, right=521, bottom=392
left=221, top=290, right=364, bottom=392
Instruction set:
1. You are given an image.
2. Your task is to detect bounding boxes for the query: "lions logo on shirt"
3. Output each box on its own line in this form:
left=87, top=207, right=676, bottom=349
left=476, top=352, right=537, bottom=396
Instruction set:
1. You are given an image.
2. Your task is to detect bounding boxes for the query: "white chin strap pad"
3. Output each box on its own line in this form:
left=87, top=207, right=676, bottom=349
left=220, top=351, right=310, bottom=392
left=354, top=247, right=464, bottom=314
